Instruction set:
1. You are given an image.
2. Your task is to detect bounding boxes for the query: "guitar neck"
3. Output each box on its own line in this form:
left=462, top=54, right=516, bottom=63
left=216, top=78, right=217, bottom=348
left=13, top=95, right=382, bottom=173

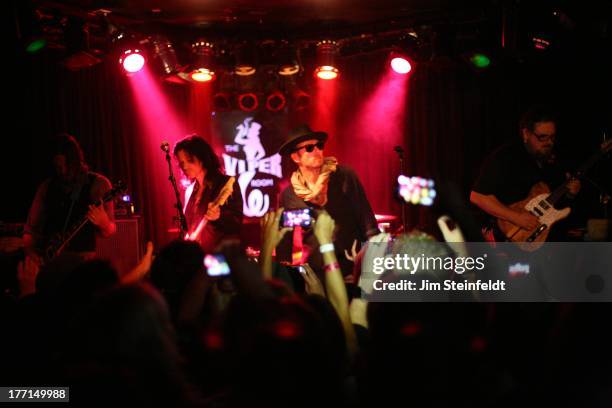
left=547, top=145, right=610, bottom=206
left=51, top=217, right=91, bottom=256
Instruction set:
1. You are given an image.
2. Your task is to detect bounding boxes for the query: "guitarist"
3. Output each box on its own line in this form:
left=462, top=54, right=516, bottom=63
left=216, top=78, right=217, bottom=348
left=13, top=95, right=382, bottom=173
left=470, top=107, right=581, bottom=242
left=174, top=135, right=243, bottom=252
left=23, top=133, right=116, bottom=262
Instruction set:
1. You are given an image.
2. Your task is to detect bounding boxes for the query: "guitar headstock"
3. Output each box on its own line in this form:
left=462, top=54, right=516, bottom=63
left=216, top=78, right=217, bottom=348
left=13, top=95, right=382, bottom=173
left=103, top=180, right=127, bottom=202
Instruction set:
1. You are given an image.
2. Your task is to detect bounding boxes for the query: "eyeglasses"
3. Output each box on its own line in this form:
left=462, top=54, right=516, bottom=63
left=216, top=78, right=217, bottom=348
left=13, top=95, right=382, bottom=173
left=532, top=132, right=556, bottom=143
left=294, top=141, right=325, bottom=153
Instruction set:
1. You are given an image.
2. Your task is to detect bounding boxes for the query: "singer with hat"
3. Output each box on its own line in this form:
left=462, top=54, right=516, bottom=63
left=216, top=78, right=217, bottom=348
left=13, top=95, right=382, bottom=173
left=277, top=124, right=379, bottom=279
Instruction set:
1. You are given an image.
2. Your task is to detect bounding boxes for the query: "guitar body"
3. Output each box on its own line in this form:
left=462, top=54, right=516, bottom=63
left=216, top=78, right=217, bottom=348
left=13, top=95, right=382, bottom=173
left=42, top=181, right=126, bottom=263
left=492, top=140, right=611, bottom=251
left=185, top=177, right=235, bottom=242
left=497, top=182, right=571, bottom=251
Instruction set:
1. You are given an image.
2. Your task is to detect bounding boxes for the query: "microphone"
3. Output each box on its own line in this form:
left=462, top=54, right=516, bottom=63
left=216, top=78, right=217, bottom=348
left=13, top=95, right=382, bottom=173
left=393, top=145, right=404, bottom=157
left=160, top=141, right=170, bottom=153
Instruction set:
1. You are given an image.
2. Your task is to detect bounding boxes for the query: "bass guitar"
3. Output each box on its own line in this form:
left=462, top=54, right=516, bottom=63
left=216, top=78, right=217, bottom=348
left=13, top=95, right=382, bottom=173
left=498, top=140, right=611, bottom=251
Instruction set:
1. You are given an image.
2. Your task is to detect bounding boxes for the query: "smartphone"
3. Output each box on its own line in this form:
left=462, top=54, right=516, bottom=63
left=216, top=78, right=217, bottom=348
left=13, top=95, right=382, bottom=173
left=281, top=208, right=313, bottom=228
left=397, top=175, right=436, bottom=206
left=508, top=262, right=530, bottom=277
left=204, top=254, right=231, bottom=277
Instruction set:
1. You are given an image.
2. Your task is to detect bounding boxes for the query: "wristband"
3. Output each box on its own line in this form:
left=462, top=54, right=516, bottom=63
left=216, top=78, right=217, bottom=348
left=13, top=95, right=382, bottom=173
left=324, top=261, right=340, bottom=273
left=319, top=243, right=335, bottom=254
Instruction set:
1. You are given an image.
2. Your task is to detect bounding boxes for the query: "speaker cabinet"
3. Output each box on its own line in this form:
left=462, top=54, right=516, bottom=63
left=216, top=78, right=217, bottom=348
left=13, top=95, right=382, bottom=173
left=96, top=217, right=142, bottom=276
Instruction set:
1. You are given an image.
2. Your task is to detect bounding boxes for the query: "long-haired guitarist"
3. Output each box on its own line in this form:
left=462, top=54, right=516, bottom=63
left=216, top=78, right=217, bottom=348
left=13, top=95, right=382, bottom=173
left=23, top=133, right=117, bottom=262
left=470, top=107, right=581, bottom=242
left=174, top=135, right=243, bottom=252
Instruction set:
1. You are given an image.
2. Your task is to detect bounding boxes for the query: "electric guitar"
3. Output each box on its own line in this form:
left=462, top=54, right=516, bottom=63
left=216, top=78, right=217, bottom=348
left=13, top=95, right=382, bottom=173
left=184, top=177, right=235, bottom=242
left=498, top=140, right=611, bottom=251
left=43, top=180, right=126, bottom=262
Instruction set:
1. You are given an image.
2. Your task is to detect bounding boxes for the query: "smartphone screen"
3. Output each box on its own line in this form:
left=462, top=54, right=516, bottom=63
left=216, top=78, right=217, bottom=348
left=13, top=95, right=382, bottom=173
left=204, top=254, right=231, bottom=277
left=397, top=175, right=436, bottom=206
left=508, top=262, right=530, bottom=277
left=281, top=208, right=313, bottom=228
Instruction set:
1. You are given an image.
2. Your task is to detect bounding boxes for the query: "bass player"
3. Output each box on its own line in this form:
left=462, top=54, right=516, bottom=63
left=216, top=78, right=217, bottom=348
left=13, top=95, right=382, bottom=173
left=470, top=106, right=581, bottom=243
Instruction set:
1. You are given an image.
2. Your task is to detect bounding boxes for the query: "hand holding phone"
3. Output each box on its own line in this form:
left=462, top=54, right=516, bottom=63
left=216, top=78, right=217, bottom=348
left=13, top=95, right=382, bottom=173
left=281, top=208, right=314, bottom=228
left=204, top=254, right=231, bottom=277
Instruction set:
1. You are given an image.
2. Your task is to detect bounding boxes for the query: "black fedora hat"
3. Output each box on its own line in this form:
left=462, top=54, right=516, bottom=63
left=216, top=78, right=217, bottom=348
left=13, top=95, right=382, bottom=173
left=278, top=124, right=328, bottom=156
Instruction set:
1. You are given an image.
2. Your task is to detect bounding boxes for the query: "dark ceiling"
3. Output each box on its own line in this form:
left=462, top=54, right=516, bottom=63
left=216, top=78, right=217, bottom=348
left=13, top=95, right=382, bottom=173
left=37, top=0, right=495, bottom=38
left=12, top=0, right=611, bottom=73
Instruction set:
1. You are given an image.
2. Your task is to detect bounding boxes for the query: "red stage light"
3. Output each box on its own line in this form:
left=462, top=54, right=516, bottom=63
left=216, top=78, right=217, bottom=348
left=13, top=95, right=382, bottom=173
left=238, top=93, right=259, bottom=111
left=390, top=57, right=412, bottom=74
left=265, top=91, right=286, bottom=112
left=190, top=68, right=215, bottom=82
left=119, top=50, right=145, bottom=73
left=315, top=65, right=339, bottom=80
left=213, top=92, right=232, bottom=111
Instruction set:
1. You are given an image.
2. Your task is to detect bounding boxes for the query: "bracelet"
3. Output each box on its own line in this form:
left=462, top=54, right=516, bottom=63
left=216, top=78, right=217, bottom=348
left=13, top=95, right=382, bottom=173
left=319, top=243, right=335, bottom=254
left=324, top=261, right=340, bottom=273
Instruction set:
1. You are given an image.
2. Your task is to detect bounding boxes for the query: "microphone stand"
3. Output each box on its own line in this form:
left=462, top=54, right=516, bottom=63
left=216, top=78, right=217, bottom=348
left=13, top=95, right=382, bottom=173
left=162, top=142, right=188, bottom=238
left=394, top=146, right=407, bottom=233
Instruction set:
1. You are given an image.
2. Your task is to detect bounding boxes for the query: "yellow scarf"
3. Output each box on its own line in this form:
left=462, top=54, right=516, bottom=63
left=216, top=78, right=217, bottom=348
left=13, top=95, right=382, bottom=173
left=290, top=157, right=338, bottom=206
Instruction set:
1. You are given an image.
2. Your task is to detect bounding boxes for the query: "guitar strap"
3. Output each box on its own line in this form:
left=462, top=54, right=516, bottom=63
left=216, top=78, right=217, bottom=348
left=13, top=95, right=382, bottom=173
left=60, top=174, right=88, bottom=235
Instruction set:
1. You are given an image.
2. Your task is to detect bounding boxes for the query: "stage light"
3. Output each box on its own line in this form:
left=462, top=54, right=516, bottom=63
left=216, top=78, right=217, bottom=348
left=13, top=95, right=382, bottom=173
left=18, top=3, right=48, bottom=54
left=119, top=49, right=145, bottom=73
left=26, top=39, right=47, bottom=53
left=234, top=43, right=257, bottom=76
left=293, top=89, right=311, bottom=111
left=266, top=91, right=286, bottom=112
left=315, top=40, right=339, bottom=80
left=111, top=25, right=146, bottom=74
left=61, top=16, right=102, bottom=71
left=213, top=92, right=232, bottom=111
left=150, top=35, right=181, bottom=79
left=281, top=75, right=311, bottom=111
left=188, top=40, right=216, bottom=82
left=532, top=37, right=551, bottom=50
left=277, top=45, right=301, bottom=76
left=238, top=93, right=259, bottom=112
left=190, top=68, right=214, bottom=82
left=315, top=66, right=339, bottom=80
left=390, top=56, right=412, bottom=74
left=469, top=53, right=491, bottom=68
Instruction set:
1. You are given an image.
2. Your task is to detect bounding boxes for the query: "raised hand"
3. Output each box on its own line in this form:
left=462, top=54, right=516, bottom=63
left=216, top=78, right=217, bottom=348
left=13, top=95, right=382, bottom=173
left=87, top=203, right=111, bottom=229
left=301, top=263, right=325, bottom=296
left=17, top=255, right=41, bottom=297
left=260, top=208, right=291, bottom=249
left=565, top=173, right=581, bottom=197
left=314, top=210, right=335, bottom=245
left=206, top=202, right=221, bottom=221
left=344, top=239, right=358, bottom=262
